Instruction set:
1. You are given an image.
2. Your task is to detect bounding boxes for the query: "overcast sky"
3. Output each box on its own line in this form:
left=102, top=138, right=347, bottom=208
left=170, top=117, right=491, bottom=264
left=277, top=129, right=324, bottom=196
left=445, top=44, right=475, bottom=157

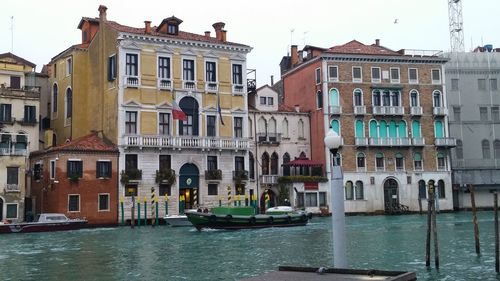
left=2, top=0, right=499, bottom=86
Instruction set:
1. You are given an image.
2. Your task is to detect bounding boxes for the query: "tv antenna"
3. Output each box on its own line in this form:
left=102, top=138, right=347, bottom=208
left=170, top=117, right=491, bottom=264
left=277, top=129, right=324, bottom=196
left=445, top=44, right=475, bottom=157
left=10, top=16, right=14, bottom=52
left=448, top=0, right=464, bottom=52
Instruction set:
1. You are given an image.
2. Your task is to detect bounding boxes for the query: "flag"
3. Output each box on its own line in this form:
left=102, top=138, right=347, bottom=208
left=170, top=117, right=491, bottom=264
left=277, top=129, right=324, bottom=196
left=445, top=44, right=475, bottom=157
left=172, top=100, right=187, bottom=121
left=217, top=92, right=225, bottom=126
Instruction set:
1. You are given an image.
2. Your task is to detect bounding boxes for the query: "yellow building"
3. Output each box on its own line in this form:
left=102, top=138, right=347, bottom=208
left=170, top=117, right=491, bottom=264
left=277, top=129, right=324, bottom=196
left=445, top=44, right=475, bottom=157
left=48, top=5, right=252, bottom=219
left=0, top=52, right=40, bottom=222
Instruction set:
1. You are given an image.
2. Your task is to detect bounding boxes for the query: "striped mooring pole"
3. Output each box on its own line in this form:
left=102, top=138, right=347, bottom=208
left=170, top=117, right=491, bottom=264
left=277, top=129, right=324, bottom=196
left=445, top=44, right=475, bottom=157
left=245, top=193, right=249, bottom=206
left=227, top=186, right=232, bottom=207
left=164, top=195, right=169, bottom=216
left=180, top=195, right=185, bottom=214
left=137, top=199, right=141, bottom=227
left=151, top=187, right=156, bottom=227
left=120, top=196, right=124, bottom=225
left=193, top=189, right=198, bottom=208
left=155, top=196, right=159, bottom=226
left=143, top=196, right=147, bottom=226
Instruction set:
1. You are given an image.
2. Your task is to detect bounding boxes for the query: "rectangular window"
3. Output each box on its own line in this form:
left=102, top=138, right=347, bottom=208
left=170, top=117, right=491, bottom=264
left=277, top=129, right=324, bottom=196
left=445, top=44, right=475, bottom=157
left=96, top=161, right=111, bottom=179
left=68, top=195, right=80, bottom=212
left=125, top=154, right=138, bottom=171
left=108, top=55, right=116, bottom=81
left=491, top=79, right=498, bottom=91
left=181, top=115, right=194, bottom=136
left=328, top=66, right=338, bottom=81
left=396, top=157, right=404, bottom=171
left=267, top=97, right=274, bottom=105
left=33, top=163, right=42, bottom=181
left=183, top=59, right=195, bottom=81
left=0, top=104, right=12, bottom=122
left=414, top=159, right=422, bottom=171
left=207, top=156, right=218, bottom=171
left=125, top=185, right=138, bottom=197
left=235, top=156, right=245, bottom=171
left=159, top=113, right=170, bottom=135
left=352, top=67, right=362, bottom=82
left=260, top=97, right=266, bottom=105
left=492, top=107, right=500, bottom=122
left=357, top=156, right=365, bottom=168
left=376, top=157, right=384, bottom=170
left=451, top=79, right=459, bottom=91
left=159, top=155, right=171, bottom=171
left=296, top=192, right=304, bottom=208
left=10, top=76, right=21, bottom=89
left=431, top=69, right=441, bottom=84
left=438, top=185, right=445, bottom=199
left=478, top=79, right=486, bottom=91
left=125, top=54, right=138, bottom=76
left=6, top=204, right=17, bottom=219
left=234, top=117, right=243, bottom=138
left=305, top=193, right=318, bottom=207
left=480, top=106, right=488, bottom=121
left=408, top=68, right=418, bottom=83
left=319, top=192, right=327, bottom=207
left=207, top=116, right=216, bottom=137
left=24, top=105, right=36, bottom=123
left=125, top=111, right=137, bottom=134
left=205, top=61, right=216, bottom=82
left=50, top=160, right=56, bottom=179
left=371, top=67, right=381, bottom=83
left=159, top=184, right=171, bottom=196
left=208, top=183, right=218, bottom=196
left=67, top=160, right=83, bottom=178
left=390, top=67, right=400, bottom=83
left=453, top=106, right=461, bottom=122
left=232, top=64, right=243, bottom=85
left=7, top=167, right=18, bottom=185
left=315, top=68, right=321, bottom=84
left=66, top=58, right=72, bottom=76
left=98, top=194, right=110, bottom=211
left=158, top=57, right=171, bottom=79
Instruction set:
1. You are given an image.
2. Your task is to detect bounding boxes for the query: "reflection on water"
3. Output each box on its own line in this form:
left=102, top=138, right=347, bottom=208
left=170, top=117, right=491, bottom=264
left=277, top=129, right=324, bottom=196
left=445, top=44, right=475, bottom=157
left=1, top=212, right=500, bottom=280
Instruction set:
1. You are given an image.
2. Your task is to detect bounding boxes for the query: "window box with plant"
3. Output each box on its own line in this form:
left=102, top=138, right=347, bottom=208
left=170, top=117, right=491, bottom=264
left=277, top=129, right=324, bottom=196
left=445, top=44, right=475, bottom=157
left=232, top=170, right=249, bottom=184
left=120, top=169, right=142, bottom=185
left=205, top=169, right=222, bottom=181
left=277, top=175, right=328, bottom=184
left=69, top=173, right=80, bottom=183
left=155, top=169, right=175, bottom=185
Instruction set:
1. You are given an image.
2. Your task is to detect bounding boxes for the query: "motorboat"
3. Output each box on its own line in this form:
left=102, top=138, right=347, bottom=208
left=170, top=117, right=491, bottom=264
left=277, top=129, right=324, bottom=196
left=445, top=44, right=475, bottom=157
left=0, top=213, right=87, bottom=234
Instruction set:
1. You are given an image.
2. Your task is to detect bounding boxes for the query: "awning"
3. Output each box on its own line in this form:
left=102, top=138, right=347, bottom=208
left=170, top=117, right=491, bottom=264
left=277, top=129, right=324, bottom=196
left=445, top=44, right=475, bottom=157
left=282, top=157, right=323, bottom=167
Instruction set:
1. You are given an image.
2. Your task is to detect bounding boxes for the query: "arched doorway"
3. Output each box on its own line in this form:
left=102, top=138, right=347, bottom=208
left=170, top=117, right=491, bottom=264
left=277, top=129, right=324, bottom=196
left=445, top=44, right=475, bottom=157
left=383, top=178, right=399, bottom=210
left=179, top=163, right=199, bottom=211
left=260, top=189, right=276, bottom=213
left=179, top=97, right=199, bottom=136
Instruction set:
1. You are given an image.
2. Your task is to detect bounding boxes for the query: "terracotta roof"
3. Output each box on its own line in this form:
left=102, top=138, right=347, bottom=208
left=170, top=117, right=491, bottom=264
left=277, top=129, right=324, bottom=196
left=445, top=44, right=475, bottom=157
left=31, top=133, right=118, bottom=157
left=326, top=40, right=400, bottom=56
left=278, top=104, right=299, bottom=113
left=0, top=52, right=36, bottom=68
left=282, top=156, right=322, bottom=167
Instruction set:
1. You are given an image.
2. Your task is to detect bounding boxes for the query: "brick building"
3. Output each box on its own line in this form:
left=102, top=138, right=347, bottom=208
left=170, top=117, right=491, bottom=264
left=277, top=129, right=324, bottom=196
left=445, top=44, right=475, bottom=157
left=281, top=40, right=455, bottom=213
left=30, top=133, right=119, bottom=225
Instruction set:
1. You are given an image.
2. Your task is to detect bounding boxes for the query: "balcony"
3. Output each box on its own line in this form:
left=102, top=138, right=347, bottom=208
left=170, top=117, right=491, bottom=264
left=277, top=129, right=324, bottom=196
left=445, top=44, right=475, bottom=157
left=355, top=137, right=369, bottom=146
left=372, top=106, right=404, bottom=116
left=124, top=76, right=140, bottom=88
left=155, top=169, right=175, bottom=184
left=452, top=159, right=500, bottom=169
left=0, top=117, right=15, bottom=125
left=369, top=138, right=412, bottom=146
left=232, top=84, right=245, bottom=95
left=205, top=82, right=219, bottom=93
left=183, top=81, right=196, bottom=91
left=123, top=135, right=249, bottom=151
left=18, top=118, right=38, bottom=126
left=410, top=106, right=423, bottom=116
left=5, top=184, right=20, bottom=192
left=260, top=175, right=279, bottom=185
left=0, top=87, right=40, bottom=99
left=257, top=133, right=281, bottom=144
left=353, top=106, right=366, bottom=115
left=435, top=138, right=456, bottom=147
left=433, top=107, right=448, bottom=116
left=328, top=106, right=342, bottom=115
left=412, top=138, right=425, bottom=146
left=158, top=79, right=172, bottom=91
left=120, top=169, right=142, bottom=185
left=233, top=170, right=249, bottom=182
left=205, top=169, right=222, bottom=181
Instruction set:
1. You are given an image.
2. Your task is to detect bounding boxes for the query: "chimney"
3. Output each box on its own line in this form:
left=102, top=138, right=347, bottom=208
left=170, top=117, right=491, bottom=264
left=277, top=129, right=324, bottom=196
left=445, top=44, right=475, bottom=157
left=204, top=31, right=211, bottom=38
left=144, top=21, right=151, bottom=34
left=375, top=39, right=380, bottom=46
left=291, top=45, right=299, bottom=66
left=221, top=30, right=227, bottom=43
left=294, top=105, right=300, bottom=113
left=98, top=5, right=107, bottom=21
left=270, top=75, right=274, bottom=86
left=212, top=22, right=225, bottom=41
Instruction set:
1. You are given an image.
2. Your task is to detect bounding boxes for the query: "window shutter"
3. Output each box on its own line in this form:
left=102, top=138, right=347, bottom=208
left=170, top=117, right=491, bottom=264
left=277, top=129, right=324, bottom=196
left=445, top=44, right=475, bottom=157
left=67, top=161, right=71, bottom=177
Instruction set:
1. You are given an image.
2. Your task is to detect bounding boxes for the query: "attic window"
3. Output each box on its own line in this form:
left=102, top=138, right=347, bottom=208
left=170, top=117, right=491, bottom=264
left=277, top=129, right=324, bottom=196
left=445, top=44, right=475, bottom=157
left=167, top=24, right=178, bottom=35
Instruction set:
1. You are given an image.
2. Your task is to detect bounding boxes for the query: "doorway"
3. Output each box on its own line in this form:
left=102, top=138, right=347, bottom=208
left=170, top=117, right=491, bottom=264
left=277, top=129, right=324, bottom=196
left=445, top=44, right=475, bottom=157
left=260, top=189, right=276, bottom=212
left=179, top=163, right=199, bottom=212
left=384, top=178, right=399, bottom=210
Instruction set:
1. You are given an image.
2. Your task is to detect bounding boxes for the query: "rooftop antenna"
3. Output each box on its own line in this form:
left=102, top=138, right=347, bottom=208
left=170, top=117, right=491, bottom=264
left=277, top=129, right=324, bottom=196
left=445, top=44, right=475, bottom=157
left=290, top=28, right=295, bottom=46
left=10, top=16, right=14, bottom=52
left=448, top=0, right=465, bottom=52
left=302, top=31, right=309, bottom=47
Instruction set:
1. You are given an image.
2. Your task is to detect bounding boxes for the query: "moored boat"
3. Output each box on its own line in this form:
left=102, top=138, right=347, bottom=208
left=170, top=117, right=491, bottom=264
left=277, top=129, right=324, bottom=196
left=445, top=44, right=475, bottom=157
left=186, top=206, right=311, bottom=231
left=164, top=209, right=199, bottom=227
left=0, top=213, right=87, bottom=234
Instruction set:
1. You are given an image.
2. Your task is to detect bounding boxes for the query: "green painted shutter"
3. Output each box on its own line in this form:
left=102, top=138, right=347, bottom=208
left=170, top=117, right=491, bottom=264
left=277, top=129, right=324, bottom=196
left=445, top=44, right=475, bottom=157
left=435, top=120, right=444, bottom=138
left=355, top=120, right=364, bottom=137
left=331, top=119, right=340, bottom=134
left=369, top=120, right=378, bottom=138
left=389, top=120, right=397, bottom=138
left=398, top=121, right=407, bottom=137
left=412, top=120, right=421, bottom=138
left=379, top=120, right=387, bottom=138
left=414, top=153, right=422, bottom=161
left=329, top=89, right=339, bottom=106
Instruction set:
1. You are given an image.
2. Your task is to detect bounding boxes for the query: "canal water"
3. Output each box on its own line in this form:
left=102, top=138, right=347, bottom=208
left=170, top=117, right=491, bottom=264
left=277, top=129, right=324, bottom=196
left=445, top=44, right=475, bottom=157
left=1, top=211, right=500, bottom=281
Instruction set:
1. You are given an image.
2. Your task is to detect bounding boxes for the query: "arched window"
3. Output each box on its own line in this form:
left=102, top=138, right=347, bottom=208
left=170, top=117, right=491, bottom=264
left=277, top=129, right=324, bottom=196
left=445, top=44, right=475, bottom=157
left=388, top=120, right=397, bottom=138
left=437, top=152, right=447, bottom=170
left=329, top=88, right=339, bottom=106
left=356, top=152, right=365, bottom=170
left=433, top=90, right=442, bottom=107
left=353, top=89, right=363, bottom=106
left=270, top=152, right=279, bottom=175
left=379, top=120, right=387, bottom=138
left=345, top=181, right=354, bottom=200
left=283, top=153, right=291, bottom=176
left=249, top=152, right=255, bottom=180
left=495, top=140, right=500, bottom=159
left=372, top=90, right=381, bottom=106
left=398, top=120, right=407, bottom=138
left=261, top=153, right=270, bottom=175
left=434, top=120, right=443, bottom=138
left=456, top=140, right=463, bottom=159
left=395, top=152, right=404, bottom=171
left=298, top=119, right=304, bottom=139
left=355, top=120, right=364, bottom=137
left=375, top=152, right=384, bottom=170
left=333, top=153, right=342, bottom=167
left=482, top=139, right=491, bottom=159
left=317, top=90, right=323, bottom=109
left=65, top=87, right=72, bottom=119
left=52, top=83, right=58, bottom=113
left=355, top=181, right=364, bottom=200
left=437, top=180, right=445, bottom=199
left=391, top=91, right=400, bottom=106
left=382, top=90, right=391, bottom=106
left=268, top=118, right=277, bottom=140
left=418, top=180, right=427, bottom=199
left=258, top=117, right=267, bottom=141
left=282, top=119, right=289, bottom=138
left=179, top=97, right=199, bottom=136
left=410, top=90, right=419, bottom=107
left=412, top=120, right=421, bottom=138
left=330, top=119, right=340, bottom=134
left=414, top=152, right=422, bottom=170
left=369, top=120, right=378, bottom=138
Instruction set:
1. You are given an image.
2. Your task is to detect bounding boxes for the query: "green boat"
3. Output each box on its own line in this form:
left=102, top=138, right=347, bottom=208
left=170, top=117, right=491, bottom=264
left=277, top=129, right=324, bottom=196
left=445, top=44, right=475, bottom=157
left=186, top=206, right=311, bottom=230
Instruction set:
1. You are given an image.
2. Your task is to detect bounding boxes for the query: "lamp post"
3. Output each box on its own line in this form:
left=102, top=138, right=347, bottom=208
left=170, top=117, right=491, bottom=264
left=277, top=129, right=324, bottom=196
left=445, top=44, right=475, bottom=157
left=324, top=129, right=347, bottom=268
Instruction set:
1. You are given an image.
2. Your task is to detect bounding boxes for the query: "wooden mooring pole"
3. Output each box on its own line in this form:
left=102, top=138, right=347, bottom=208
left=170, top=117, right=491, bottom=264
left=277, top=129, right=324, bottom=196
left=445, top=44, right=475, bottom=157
left=131, top=195, right=135, bottom=229
left=418, top=197, right=423, bottom=215
left=431, top=188, right=440, bottom=269
left=494, top=192, right=499, bottom=273
left=469, top=185, right=480, bottom=255
left=425, top=187, right=432, bottom=267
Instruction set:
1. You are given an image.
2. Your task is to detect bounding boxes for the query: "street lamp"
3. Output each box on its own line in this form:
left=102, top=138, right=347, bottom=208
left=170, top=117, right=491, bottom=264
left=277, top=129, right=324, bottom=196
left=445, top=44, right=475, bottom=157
left=324, top=129, right=347, bottom=268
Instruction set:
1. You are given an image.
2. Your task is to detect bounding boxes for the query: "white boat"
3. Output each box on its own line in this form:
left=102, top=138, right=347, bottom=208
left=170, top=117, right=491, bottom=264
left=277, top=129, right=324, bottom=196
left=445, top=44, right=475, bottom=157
left=164, top=214, right=191, bottom=227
